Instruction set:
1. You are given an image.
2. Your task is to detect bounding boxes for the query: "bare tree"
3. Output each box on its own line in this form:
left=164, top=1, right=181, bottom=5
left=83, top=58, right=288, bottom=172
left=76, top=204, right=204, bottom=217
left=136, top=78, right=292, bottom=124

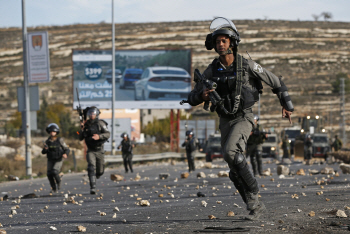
left=321, top=12, right=333, bottom=21
left=312, top=14, right=320, bottom=21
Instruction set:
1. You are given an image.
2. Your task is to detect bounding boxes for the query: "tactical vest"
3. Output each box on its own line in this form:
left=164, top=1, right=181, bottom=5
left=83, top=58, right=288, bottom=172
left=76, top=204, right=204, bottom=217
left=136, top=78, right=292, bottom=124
left=210, top=55, right=262, bottom=117
left=46, top=138, right=63, bottom=161
left=247, top=124, right=265, bottom=145
left=120, top=139, right=133, bottom=153
left=83, top=120, right=108, bottom=150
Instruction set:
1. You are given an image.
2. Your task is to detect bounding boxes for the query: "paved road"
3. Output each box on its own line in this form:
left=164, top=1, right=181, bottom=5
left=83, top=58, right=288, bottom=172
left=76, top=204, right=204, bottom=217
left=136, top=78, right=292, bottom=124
left=0, top=159, right=350, bottom=234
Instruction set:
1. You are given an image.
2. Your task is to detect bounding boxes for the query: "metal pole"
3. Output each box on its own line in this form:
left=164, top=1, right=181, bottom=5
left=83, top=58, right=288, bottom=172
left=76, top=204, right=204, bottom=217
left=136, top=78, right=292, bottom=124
left=111, top=0, right=116, bottom=155
left=22, top=0, right=32, bottom=177
left=340, top=78, right=346, bottom=145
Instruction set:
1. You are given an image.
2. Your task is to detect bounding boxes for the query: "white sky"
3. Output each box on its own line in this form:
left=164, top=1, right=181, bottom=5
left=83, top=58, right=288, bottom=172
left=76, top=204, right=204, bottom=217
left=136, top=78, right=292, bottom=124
left=0, top=0, right=349, bottom=28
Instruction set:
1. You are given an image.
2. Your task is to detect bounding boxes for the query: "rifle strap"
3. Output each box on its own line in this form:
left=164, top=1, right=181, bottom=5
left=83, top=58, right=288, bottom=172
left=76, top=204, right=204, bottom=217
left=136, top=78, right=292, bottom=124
left=231, top=53, right=242, bottom=115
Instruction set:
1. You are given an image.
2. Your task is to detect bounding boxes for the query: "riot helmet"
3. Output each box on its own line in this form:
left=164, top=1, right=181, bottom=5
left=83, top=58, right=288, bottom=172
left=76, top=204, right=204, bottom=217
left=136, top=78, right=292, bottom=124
left=46, top=123, right=60, bottom=134
left=254, top=115, right=259, bottom=121
left=205, top=17, right=240, bottom=52
left=186, top=130, right=194, bottom=137
left=120, top=132, right=128, bottom=138
left=86, top=106, right=100, bottom=120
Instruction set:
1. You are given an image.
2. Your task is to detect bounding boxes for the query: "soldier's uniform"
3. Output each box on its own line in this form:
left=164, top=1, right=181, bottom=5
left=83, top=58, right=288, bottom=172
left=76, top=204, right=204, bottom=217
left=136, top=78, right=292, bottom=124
left=187, top=17, right=294, bottom=220
left=42, top=123, right=70, bottom=193
left=247, top=122, right=266, bottom=176
left=118, top=134, right=134, bottom=173
left=181, top=132, right=197, bottom=172
left=79, top=107, right=110, bottom=194
left=331, top=136, right=342, bottom=152
left=282, top=136, right=291, bottom=159
left=304, top=136, right=313, bottom=160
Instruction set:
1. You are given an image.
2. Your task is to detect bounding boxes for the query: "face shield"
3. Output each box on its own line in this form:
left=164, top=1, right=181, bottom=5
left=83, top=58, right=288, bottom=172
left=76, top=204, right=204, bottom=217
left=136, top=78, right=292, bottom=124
left=209, top=17, right=238, bottom=34
left=47, top=123, right=59, bottom=129
left=87, top=108, right=98, bottom=119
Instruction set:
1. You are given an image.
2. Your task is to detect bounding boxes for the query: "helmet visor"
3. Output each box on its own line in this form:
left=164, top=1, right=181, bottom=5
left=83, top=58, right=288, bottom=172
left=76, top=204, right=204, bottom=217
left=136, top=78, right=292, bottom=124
left=47, top=123, right=59, bottom=129
left=209, top=17, right=238, bottom=33
left=87, top=108, right=98, bottom=119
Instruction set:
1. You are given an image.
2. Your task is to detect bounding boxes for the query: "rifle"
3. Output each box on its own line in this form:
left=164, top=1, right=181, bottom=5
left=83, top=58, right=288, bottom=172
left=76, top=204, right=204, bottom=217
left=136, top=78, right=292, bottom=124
left=76, top=88, right=84, bottom=124
left=180, top=69, right=229, bottom=114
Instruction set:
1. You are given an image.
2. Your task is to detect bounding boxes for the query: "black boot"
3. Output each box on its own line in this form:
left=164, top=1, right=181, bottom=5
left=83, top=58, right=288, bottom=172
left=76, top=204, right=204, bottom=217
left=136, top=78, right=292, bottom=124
left=47, top=175, right=57, bottom=193
left=250, top=155, right=258, bottom=176
left=246, top=192, right=260, bottom=211
left=53, top=173, right=61, bottom=191
left=245, top=201, right=266, bottom=220
left=89, top=175, right=96, bottom=195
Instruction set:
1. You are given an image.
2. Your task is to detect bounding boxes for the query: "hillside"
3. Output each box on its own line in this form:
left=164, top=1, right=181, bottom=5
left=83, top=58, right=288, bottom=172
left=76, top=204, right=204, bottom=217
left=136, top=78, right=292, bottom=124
left=1, top=19, right=350, bottom=134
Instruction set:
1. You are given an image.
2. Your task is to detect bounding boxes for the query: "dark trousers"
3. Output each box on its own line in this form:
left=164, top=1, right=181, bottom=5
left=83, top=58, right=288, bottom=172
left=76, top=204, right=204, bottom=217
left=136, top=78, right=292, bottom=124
left=122, top=152, right=133, bottom=172
left=47, top=160, right=63, bottom=190
left=186, top=151, right=195, bottom=172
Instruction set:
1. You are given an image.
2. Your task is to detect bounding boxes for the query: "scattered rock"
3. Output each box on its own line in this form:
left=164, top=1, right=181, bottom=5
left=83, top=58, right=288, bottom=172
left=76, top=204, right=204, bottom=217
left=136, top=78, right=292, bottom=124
left=134, top=173, right=141, bottom=181
left=277, top=165, right=289, bottom=175
left=110, top=174, right=124, bottom=181
left=217, top=171, right=229, bottom=177
left=197, top=172, right=206, bottom=178
left=112, top=213, right=117, bottom=218
left=139, top=200, right=150, bottom=206
left=336, top=210, right=347, bottom=218
left=77, top=225, right=86, bottom=232
left=308, top=169, right=320, bottom=175
left=159, top=173, right=170, bottom=179
left=181, top=172, right=189, bottom=179
left=320, top=167, right=334, bottom=175
left=100, top=212, right=106, bottom=216
left=296, top=169, right=305, bottom=176
left=261, top=168, right=271, bottom=176
left=208, top=215, right=216, bottom=219
left=203, top=162, right=212, bottom=169
left=50, top=226, right=57, bottom=231
left=339, top=163, right=350, bottom=174
left=227, top=211, right=235, bottom=217
left=113, top=207, right=119, bottom=212
left=0, top=230, right=6, bottom=234
left=197, top=192, right=205, bottom=197
left=201, top=201, right=208, bottom=207
left=308, top=211, right=315, bottom=217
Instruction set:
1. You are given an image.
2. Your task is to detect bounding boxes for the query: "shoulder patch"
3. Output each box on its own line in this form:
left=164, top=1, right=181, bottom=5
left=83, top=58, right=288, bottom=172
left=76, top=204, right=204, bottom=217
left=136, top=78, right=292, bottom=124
left=253, top=63, right=263, bottom=73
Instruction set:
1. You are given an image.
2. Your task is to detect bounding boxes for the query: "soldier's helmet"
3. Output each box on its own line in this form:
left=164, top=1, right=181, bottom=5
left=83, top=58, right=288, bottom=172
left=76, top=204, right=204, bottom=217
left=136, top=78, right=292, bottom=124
left=87, top=106, right=100, bottom=119
left=254, top=115, right=259, bottom=121
left=46, top=123, right=60, bottom=134
left=121, top=132, right=128, bottom=138
left=205, top=17, right=241, bottom=51
left=186, top=130, right=194, bottom=137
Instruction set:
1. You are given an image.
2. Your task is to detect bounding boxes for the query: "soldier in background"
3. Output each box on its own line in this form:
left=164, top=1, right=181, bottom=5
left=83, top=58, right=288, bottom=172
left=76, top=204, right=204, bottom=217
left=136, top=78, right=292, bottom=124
left=304, top=134, right=313, bottom=160
left=331, top=135, right=342, bottom=152
left=42, top=123, right=70, bottom=193
left=117, top=133, right=135, bottom=173
left=182, top=130, right=197, bottom=172
left=79, top=107, right=110, bottom=194
left=246, top=115, right=267, bottom=176
left=282, top=135, right=291, bottom=163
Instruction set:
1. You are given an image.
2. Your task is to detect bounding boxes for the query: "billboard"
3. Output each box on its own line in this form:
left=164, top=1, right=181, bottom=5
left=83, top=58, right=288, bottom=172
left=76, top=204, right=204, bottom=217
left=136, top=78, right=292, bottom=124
left=27, top=31, right=50, bottom=83
left=72, top=49, right=192, bottom=109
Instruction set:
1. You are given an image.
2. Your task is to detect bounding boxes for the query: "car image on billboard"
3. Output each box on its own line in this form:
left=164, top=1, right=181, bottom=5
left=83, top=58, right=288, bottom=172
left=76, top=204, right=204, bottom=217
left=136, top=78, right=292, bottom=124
left=119, top=68, right=143, bottom=89
left=134, top=66, right=191, bottom=100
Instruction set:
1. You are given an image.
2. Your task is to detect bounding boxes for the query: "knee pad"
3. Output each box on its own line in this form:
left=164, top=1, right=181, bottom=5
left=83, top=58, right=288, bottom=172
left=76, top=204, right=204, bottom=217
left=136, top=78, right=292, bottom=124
left=233, top=153, right=246, bottom=166
left=52, top=169, right=59, bottom=176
